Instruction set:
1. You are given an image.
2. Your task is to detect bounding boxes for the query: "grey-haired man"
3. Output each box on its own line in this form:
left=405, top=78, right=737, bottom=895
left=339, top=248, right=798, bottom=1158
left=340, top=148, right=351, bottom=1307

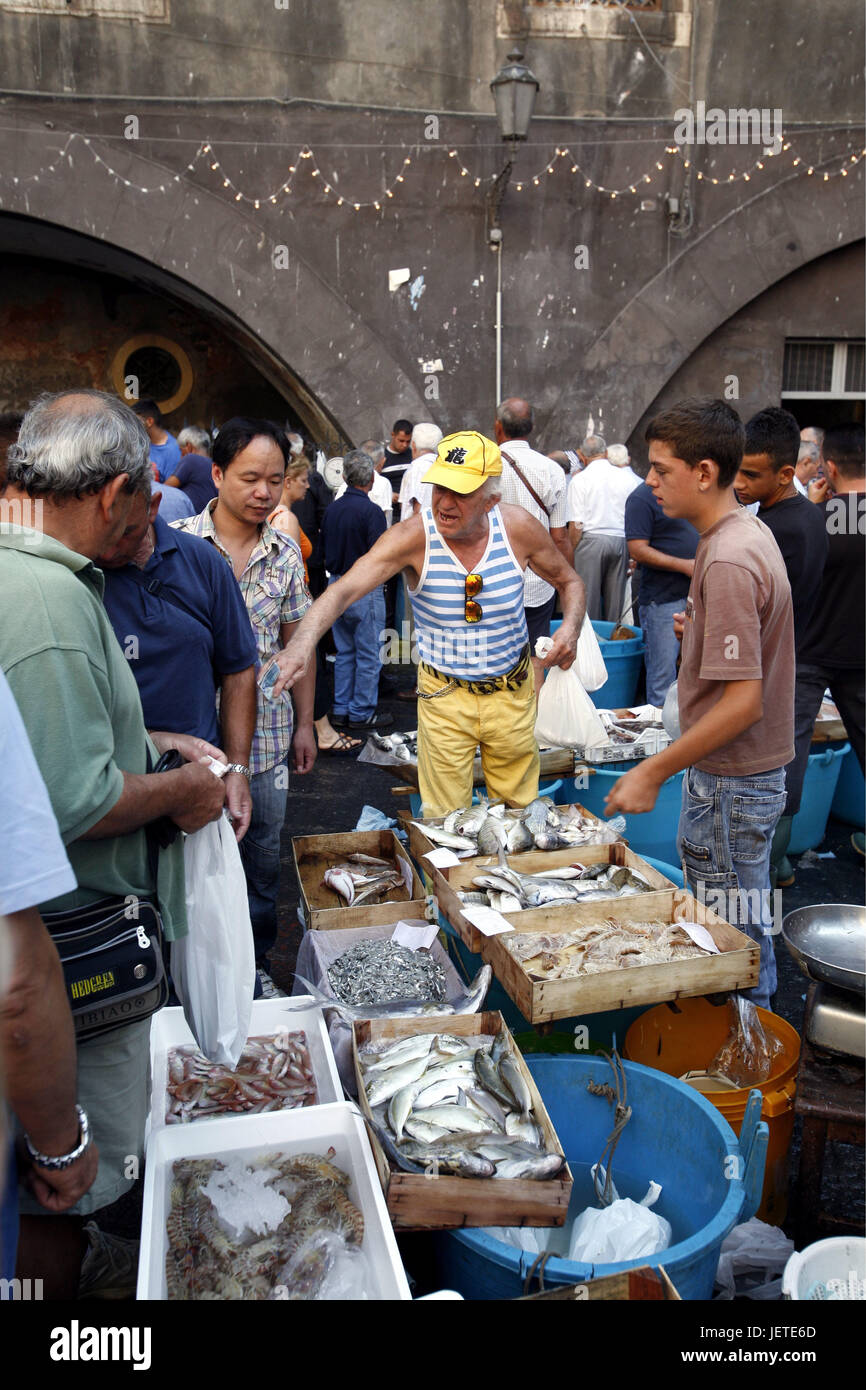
left=0, top=389, right=225, bottom=1296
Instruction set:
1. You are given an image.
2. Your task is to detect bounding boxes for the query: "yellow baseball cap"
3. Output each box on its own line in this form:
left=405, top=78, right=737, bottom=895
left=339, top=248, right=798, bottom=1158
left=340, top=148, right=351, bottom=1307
left=421, top=431, right=502, bottom=495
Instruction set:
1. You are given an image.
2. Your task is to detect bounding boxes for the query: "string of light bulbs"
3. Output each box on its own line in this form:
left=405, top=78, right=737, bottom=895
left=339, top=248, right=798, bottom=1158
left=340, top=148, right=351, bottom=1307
left=1, top=127, right=863, bottom=210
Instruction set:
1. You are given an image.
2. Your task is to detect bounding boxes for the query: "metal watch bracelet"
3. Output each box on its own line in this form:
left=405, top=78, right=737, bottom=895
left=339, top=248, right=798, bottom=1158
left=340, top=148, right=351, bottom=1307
left=224, top=763, right=252, bottom=779
left=24, top=1105, right=91, bottom=1170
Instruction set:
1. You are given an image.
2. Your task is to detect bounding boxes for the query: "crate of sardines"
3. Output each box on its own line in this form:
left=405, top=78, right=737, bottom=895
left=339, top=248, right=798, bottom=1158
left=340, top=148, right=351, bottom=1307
left=138, top=1103, right=411, bottom=1300
left=149, top=1000, right=342, bottom=1135
left=433, top=840, right=676, bottom=954
left=353, top=1012, right=572, bottom=1230
left=405, top=795, right=625, bottom=869
left=292, top=829, right=427, bottom=931
left=482, top=888, right=760, bottom=1025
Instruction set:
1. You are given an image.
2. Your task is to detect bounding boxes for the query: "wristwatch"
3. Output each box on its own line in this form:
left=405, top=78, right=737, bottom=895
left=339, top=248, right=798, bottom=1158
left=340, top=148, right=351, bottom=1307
left=24, top=1105, right=92, bottom=1170
left=225, top=763, right=252, bottom=780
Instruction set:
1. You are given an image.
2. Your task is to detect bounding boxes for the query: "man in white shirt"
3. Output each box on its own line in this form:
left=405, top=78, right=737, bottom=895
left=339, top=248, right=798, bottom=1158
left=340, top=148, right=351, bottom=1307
left=566, top=434, right=641, bottom=622
left=337, top=440, right=393, bottom=524
left=398, top=423, right=443, bottom=522
left=793, top=440, right=821, bottom=497
left=493, top=398, right=571, bottom=683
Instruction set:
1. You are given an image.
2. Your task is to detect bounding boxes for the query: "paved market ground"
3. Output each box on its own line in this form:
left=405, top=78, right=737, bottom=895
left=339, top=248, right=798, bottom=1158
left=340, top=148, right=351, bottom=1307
left=103, top=680, right=865, bottom=1294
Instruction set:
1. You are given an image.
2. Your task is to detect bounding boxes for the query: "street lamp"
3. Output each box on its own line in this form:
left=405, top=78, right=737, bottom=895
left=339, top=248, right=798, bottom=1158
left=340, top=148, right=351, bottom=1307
left=490, top=48, right=540, bottom=150
left=488, top=48, right=540, bottom=402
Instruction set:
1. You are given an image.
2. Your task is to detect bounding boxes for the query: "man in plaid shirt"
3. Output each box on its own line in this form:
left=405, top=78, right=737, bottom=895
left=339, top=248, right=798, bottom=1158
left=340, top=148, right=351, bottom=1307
left=174, top=418, right=315, bottom=965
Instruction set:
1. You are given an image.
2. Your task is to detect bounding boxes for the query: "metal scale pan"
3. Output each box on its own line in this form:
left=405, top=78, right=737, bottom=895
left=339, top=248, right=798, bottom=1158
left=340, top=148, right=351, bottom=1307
left=782, top=905, right=866, bottom=1057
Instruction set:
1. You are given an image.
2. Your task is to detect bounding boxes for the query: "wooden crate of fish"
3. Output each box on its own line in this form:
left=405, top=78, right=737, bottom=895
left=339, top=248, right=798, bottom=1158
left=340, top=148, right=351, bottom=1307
left=292, top=830, right=427, bottom=931
left=352, top=1011, right=573, bottom=1231
left=405, top=796, right=623, bottom=868
left=480, top=889, right=760, bottom=1025
left=432, top=842, right=677, bottom=953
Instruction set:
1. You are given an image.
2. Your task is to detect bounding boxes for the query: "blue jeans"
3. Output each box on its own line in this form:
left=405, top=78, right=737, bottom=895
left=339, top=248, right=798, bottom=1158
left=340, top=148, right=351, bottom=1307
left=639, top=599, right=682, bottom=707
left=240, top=755, right=288, bottom=963
left=331, top=582, right=385, bottom=722
left=677, top=765, right=786, bottom=1007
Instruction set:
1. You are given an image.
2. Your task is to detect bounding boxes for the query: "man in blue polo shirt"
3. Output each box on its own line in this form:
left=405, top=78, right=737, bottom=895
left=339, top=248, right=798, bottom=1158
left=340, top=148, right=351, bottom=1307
left=625, top=477, right=699, bottom=707
left=320, top=449, right=391, bottom=732
left=97, top=492, right=258, bottom=838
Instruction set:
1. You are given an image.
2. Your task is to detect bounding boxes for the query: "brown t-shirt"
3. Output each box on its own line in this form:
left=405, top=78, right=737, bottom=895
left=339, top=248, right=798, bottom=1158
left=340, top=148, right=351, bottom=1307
left=678, top=508, right=795, bottom=775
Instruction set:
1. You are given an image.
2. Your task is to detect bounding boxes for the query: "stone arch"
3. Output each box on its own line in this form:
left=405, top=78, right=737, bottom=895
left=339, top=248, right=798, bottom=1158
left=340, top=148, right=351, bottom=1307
left=0, top=127, right=427, bottom=442
left=547, top=165, right=865, bottom=441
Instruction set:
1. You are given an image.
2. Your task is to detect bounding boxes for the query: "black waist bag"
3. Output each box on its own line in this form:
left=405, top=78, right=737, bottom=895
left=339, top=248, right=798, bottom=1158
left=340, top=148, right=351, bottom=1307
left=44, top=895, right=168, bottom=1043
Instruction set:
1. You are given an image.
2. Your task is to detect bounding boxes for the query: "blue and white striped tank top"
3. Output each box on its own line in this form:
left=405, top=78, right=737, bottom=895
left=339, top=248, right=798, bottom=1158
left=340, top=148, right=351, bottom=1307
left=409, top=505, right=528, bottom=678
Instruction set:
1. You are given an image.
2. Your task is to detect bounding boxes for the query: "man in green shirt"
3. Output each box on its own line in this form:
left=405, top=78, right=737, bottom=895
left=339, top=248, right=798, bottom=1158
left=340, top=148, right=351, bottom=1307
left=0, top=389, right=225, bottom=1298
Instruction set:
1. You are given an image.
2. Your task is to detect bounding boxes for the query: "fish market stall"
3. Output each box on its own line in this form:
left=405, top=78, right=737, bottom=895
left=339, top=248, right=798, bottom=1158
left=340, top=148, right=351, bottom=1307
left=431, top=841, right=677, bottom=954
left=353, top=1012, right=572, bottom=1230
left=138, top=1103, right=411, bottom=1300
left=292, top=829, right=427, bottom=930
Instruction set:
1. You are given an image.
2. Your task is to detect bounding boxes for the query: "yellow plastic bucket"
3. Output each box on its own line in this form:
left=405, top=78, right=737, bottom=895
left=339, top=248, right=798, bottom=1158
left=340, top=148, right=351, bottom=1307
left=624, top=997, right=800, bottom=1226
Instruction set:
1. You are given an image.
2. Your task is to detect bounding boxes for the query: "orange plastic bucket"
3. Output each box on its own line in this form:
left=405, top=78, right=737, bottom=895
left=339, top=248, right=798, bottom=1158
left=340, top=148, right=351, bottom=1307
left=624, top=997, right=800, bottom=1226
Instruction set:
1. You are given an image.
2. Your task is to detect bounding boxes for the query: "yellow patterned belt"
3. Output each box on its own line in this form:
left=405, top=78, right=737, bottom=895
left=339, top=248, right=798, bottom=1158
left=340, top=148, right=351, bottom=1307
left=418, top=643, right=531, bottom=698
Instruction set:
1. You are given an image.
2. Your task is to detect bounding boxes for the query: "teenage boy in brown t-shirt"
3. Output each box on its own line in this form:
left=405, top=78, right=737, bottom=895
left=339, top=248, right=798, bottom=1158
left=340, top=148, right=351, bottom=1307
left=605, top=398, right=795, bottom=1006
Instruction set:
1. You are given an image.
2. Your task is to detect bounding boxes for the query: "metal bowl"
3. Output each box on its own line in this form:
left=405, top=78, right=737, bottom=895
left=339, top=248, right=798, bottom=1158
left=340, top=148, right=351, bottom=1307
left=781, top=904, right=866, bottom=996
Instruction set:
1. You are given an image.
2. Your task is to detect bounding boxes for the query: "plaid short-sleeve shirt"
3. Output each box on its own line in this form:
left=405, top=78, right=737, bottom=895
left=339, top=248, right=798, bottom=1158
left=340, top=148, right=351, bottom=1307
left=173, top=500, right=311, bottom=773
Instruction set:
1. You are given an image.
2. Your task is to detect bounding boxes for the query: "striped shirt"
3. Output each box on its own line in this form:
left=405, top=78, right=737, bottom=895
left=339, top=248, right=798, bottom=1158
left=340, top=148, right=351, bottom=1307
left=172, top=500, right=311, bottom=773
left=409, top=505, right=528, bottom=678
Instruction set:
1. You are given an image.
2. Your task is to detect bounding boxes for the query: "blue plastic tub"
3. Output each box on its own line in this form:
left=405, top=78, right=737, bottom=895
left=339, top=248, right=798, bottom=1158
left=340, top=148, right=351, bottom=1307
left=830, top=745, right=865, bottom=829
left=551, top=618, right=645, bottom=710
left=789, top=743, right=851, bottom=854
left=432, top=1055, right=768, bottom=1301
left=558, top=767, right=685, bottom=864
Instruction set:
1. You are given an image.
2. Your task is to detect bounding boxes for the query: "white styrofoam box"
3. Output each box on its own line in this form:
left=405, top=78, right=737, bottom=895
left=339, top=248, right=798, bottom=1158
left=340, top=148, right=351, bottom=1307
left=149, top=998, right=342, bottom=1136
left=138, top=1102, right=411, bottom=1301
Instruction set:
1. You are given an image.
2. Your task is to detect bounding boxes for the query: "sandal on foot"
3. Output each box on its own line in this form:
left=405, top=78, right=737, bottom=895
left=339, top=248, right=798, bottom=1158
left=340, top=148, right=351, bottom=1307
left=318, top=732, right=362, bottom=756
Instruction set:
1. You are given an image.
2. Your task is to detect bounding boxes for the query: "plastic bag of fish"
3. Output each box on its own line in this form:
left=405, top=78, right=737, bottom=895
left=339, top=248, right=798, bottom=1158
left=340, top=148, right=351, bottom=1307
left=461, top=860, right=655, bottom=915
left=165, top=1148, right=367, bottom=1300
left=165, top=1033, right=317, bottom=1123
left=414, top=796, right=626, bottom=859
left=359, top=1029, right=565, bottom=1180
left=322, top=851, right=407, bottom=907
left=504, top=919, right=711, bottom=981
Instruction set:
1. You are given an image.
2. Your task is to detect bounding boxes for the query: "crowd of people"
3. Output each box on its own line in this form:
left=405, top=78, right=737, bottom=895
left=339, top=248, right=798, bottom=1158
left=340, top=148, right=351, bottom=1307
left=0, top=385, right=863, bottom=1300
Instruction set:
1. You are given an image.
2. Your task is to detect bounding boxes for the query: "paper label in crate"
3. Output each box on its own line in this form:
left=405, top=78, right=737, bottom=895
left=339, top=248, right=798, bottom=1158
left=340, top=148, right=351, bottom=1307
left=397, top=854, right=414, bottom=895
left=678, top=921, right=720, bottom=954
left=461, top=905, right=514, bottom=937
left=391, top=920, right=439, bottom=951
left=423, top=846, right=461, bottom=869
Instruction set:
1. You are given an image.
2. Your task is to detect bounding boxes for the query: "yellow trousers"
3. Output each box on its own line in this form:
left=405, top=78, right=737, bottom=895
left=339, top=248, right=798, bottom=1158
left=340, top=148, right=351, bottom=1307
left=416, top=663, right=540, bottom=816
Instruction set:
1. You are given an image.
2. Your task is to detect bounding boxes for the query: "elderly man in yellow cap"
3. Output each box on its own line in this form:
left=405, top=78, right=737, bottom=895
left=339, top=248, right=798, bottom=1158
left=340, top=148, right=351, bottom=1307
left=268, top=431, right=585, bottom=814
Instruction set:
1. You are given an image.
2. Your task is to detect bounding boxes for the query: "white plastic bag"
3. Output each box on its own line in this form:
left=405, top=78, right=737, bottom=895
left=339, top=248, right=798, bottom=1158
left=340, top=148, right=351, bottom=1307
left=575, top=616, right=608, bottom=692
left=534, top=637, right=608, bottom=750
left=172, top=812, right=255, bottom=1068
left=714, top=1218, right=795, bottom=1301
left=569, top=1180, right=672, bottom=1264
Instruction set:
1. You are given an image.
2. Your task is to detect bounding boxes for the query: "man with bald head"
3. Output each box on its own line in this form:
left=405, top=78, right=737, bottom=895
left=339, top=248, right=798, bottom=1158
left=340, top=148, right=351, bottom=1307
left=493, top=397, right=571, bottom=681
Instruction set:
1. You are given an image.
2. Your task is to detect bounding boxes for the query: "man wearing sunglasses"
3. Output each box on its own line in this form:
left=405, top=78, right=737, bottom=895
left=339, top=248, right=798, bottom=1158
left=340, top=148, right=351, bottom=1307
left=267, top=430, right=585, bottom=814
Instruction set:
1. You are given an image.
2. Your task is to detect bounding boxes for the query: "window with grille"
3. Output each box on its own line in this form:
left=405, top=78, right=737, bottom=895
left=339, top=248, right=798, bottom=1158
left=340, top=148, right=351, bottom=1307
left=782, top=340, right=866, bottom=400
